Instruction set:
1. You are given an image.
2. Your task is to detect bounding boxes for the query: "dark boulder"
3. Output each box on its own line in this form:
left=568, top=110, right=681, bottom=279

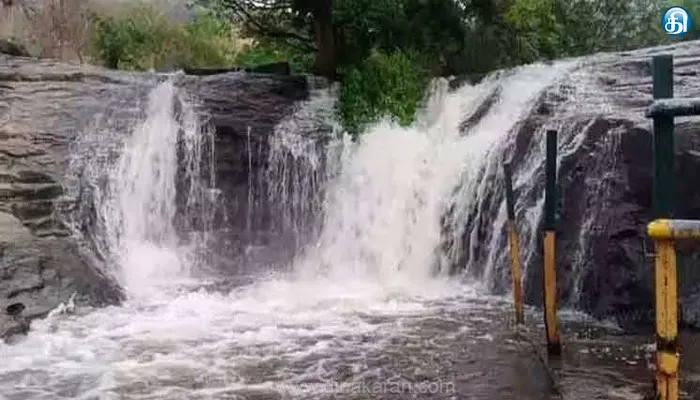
left=0, top=211, right=122, bottom=342
left=0, top=38, right=29, bottom=57
left=1, top=302, right=29, bottom=343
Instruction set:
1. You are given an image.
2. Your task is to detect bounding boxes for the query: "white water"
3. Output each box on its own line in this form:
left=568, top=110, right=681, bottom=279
left=0, top=64, right=572, bottom=399
left=439, top=63, right=574, bottom=285
left=86, top=80, right=215, bottom=298
left=264, top=85, right=341, bottom=252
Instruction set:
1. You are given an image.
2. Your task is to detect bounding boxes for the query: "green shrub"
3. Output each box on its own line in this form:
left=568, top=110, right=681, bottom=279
left=234, top=41, right=313, bottom=73
left=182, top=11, right=242, bottom=68
left=90, top=6, right=240, bottom=71
left=338, top=50, right=427, bottom=137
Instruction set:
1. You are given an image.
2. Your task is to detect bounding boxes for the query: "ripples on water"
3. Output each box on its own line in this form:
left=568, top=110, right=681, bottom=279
left=0, top=62, right=648, bottom=400
left=2, top=277, right=506, bottom=400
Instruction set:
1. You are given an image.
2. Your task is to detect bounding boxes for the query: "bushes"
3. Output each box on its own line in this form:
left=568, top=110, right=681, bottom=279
left=338, top=50, right=428, bottom=137
left=234, top=40, right=313, bottom=73
left=3, top=1, right=431, bottom=136
left=91, top=7, right=241, bottom=71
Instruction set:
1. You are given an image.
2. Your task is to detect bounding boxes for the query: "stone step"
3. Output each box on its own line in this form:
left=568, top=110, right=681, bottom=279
left=0, top=174, right=13, bottom=184
left=11, top=200, right=55, bottom=221
left=22, top=215, right=70, bottom=238
left=0, top=171, right=55, bottom=185
left=13, top=171, right=55, bottom=184
left=32, top=228, right=71, bottom=238
left=0, top=183, right=63, bottom=201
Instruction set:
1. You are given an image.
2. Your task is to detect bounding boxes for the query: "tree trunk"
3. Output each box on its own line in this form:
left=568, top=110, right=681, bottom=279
left=312, top=0, right=336, bottom=79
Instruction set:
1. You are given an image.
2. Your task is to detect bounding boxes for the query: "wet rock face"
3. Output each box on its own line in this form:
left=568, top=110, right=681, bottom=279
left=0, top=54, right=312, bottom=339
left=0, top=211, right=122, bottom=341
left=450, top=41, right=700, bottom=331
left=0, top=39, right=29, bottom=58
left=544, top=43, right=700, bottom=330
left=0, top=55, right=133, bottom=340
left=184, top=72, right=311, bottom=268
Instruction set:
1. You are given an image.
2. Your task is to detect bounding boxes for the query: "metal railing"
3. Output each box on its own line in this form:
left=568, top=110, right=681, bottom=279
left=501, top=53, right=699, bottom=399
left=644, top=54, right=700, bottom=400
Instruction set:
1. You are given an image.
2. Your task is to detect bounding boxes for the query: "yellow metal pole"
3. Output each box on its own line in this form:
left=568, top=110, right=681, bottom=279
left=503, top=162, right=524, bottom=325
left=543, top=230, right=561, bottom=355
left=654, top=238, right=678, bottom=400
left=543, top=130, right=561, bottom=355
left=508, top=221, right=524, bottom=324
left=648, top=219, right=688, bottom=400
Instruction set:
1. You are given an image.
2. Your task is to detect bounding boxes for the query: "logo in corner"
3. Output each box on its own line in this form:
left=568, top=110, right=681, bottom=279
left=663, top=6, right=691, bottom=36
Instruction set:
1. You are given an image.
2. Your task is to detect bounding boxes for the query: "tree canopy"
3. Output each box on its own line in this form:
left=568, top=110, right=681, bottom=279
left=10, top=0, right=685, bottom=135
left=182, top=0, right=697, bottom=134
left=193, top=0, right=689, bottom=79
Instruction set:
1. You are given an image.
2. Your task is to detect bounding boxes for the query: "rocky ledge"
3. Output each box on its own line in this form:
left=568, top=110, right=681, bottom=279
left=0, top=53, right=315, bottom=341
left=449, top=40, right=700, bottom=331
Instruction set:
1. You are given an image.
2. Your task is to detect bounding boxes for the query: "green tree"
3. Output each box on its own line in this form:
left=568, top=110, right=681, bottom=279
left=192, top=0, right=335, bottom=77
left=339, top=50, right=427, bottom=136
left=194, top=0, right=469, bottom=78
left=190, top=0, right=689, bottom=135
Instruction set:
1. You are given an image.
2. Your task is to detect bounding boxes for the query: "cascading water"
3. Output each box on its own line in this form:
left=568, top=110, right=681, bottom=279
left=0, top=63, right=582, bottom=399
left=436, top=63, right=575, bottom=287
left=263, top=84, right=341, bottom=255
left=66, top=78, right=216, bottom=298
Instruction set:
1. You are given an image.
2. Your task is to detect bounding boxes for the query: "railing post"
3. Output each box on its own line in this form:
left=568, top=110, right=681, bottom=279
left=652, top=55, right=675, bottom=219
left=543, top=129, right=561, bottom=356
left=650, top=54, right=679, bottom=400
left=503, top=162, right=524, bottom=325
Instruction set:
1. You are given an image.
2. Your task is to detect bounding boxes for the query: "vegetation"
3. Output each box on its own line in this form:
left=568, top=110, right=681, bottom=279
left=91, top=7, right=241, bottom=70
left=194, top=0, right=693, bottom=136
left=1, top=0, right=698, bottom=136
left=339, top=51, right=428, bottom=135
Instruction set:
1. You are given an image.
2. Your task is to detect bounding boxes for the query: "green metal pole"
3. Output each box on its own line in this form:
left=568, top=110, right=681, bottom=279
left=544, top=130, right=557, bottom=230
left=650, top=54, right=679, bottom=400
left=504, top=162, right=516, bottom=221
left=652, top=55, right=675, bottom=219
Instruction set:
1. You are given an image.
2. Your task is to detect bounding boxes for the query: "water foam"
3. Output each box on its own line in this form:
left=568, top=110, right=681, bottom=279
left=81, top=78, right=215, bottom=298
left=0, top=63, right=571, bottom=399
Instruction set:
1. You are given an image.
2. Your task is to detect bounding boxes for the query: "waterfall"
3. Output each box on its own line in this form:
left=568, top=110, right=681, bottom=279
left=60, top=61, right=578, bottom=299
left=65, top=77, right=216, bottom=298
left=285, top=63, right=575, bottom=288
left=0, top=59, right=602, bottom=399
left=431, top=62, right=578, bottom=292
left=262, top=84, right=342, bottom=259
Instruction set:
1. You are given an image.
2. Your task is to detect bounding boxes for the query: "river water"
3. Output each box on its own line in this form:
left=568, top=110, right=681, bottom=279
left=0, top=61, right=663, bottom=399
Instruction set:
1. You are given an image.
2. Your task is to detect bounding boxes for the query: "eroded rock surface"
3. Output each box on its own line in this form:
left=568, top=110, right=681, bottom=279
left=448, top=40, right=700, bottom=330
left=0, top=53, right=321, bottom=339
left=0, top=39, right=29, bottom=58
left=0, top=55, right=137, bottom=339
left=0, top=211, right=121, bottom=340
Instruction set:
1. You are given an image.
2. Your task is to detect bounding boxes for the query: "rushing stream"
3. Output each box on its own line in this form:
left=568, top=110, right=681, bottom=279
left=0, top=60, right=660, bottom=400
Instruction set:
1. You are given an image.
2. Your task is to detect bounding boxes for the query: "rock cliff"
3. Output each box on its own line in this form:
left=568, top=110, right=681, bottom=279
left=447, top=40, right=700, bottom=330
left=0, top=53, right=317, bottom=339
